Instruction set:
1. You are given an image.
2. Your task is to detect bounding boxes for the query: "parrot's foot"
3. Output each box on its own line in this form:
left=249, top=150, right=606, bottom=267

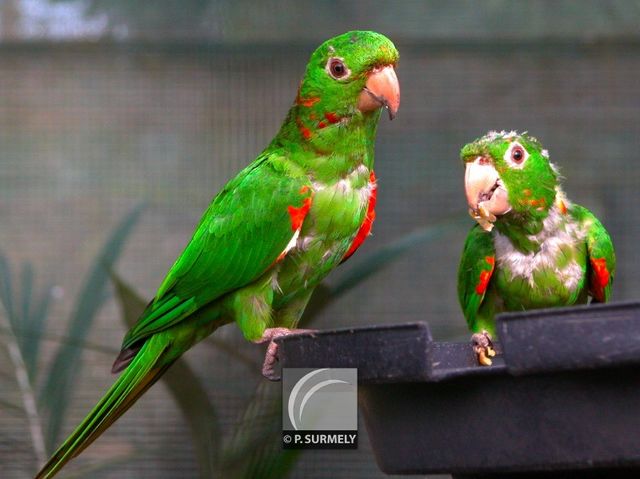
left=471, top=330, right=496, bottom=366
left=256, top=328, right=316, bottom=381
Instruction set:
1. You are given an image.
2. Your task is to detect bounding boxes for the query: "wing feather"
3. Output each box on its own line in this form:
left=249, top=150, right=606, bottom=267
left=121, top=153, right=312, bottom=349
left=576, top=206, right=616, bottom=303
left=457, top=225, right=496, bottom=332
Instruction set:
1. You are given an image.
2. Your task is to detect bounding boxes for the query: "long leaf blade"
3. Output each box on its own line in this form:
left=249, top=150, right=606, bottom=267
left=20, top=262, right=34, bottom=353
left=22, top=286, right=53, bottom=380
left=332, top=215, right=468, bottom=297
left=111, top=272, right=221, bottom=478
left=220, top=380, right=300, bottom=479
left=40, top=205, right=143, bottom=452
left=303, top=214, right=468, bottom=322
left=0, top=254, right=17, bottom=331
left=0, top=255, right=48, bottom=463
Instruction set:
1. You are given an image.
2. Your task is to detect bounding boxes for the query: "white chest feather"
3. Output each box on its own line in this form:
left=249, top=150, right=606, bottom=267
left=311, top=163, right=374, bottom=205
left=494, top=206, right=588, bottom=290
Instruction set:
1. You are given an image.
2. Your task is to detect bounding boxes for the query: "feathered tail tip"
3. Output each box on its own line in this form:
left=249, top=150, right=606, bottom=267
left=111, top=345, right=141, bottom=373
left=35, top=339, right=171, bottom=479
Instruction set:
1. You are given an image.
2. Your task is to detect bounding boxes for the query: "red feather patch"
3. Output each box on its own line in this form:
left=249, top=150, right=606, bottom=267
left=288, top=197, right=312, bottom=232
left=324, top=112, right=341, bottom=124
left=558, top=200, right=568, bottom=215
left=296, top=118, right=312, bottom=140
left=342, top=170, right=377, bottom=262
left=475, top=256, right=495, bottom=295
left=590, top=257, right=610, bottom=302
left=298, top=96, right=320, bottom=107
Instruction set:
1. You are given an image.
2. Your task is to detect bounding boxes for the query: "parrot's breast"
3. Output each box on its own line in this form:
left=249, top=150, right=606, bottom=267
left=493, top=206, right=589, bottom=309
left=272, top=163, right=374, bottom=297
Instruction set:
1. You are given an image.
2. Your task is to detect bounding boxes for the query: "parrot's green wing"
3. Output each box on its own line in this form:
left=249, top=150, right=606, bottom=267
left=573, top=205, right=616, bottom=303
left=120, top=153, right=312, bottom=351
left=457, top=225, right=497, bottom=332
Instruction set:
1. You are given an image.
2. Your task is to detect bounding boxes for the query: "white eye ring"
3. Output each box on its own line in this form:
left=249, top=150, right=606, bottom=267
left=504, top=141, right=529, bottom=169
left=326, top=57, right=351, bottom=80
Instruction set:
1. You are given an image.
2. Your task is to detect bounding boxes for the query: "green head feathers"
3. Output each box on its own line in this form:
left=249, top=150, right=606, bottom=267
left=273, top=31, right=400, bottom=156
left=289, top=31, right=399, bottom=137
left=300, top=31, right=398, bottom=112
left=461, top=131, right=560, bottom=232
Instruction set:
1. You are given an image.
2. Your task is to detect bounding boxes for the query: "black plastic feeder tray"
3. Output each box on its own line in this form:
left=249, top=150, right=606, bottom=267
left=276, top=301, right=640, bottom=478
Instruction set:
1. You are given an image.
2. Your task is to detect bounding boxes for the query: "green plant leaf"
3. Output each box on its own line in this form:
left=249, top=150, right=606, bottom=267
left=19, top=262, right=34, bottom=353
left=0, top=397, right=24, bottom=414
left=0, top=325, right=118, bottom=357
left=303, top=214, right=468, bottom=322
left=1, top=320, right=48, bottom=465
left=333, top=215, right=468, bottom=297
left=0, top=255, right=48, bottom=463
left=22, top=274, right=53, bottom=381
left=40, top=205, right=144, bottom=452
left=60, top=448, right=142, bottom=479
left=0, top=254, right=17, bottom=332
left=111, top=272, right=221, bottom=479
left=219, top=380, right=300, bottom=479
left=109, top=271, right=147, bottom=323
left=0, top=255, right=53, bottom=381
left=202, top=336, right=262, bottom=373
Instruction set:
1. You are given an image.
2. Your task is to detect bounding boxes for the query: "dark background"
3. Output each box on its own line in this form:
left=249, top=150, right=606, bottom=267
left=0, top=1, right=638, bottom=478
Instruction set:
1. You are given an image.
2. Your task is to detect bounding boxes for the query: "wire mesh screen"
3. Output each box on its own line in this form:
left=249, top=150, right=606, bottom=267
left=0, top=36, right=638, bottom=478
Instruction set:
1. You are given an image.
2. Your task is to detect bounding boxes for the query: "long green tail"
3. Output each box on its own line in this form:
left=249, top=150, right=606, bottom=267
left=35, top=335, right=174, bottom=479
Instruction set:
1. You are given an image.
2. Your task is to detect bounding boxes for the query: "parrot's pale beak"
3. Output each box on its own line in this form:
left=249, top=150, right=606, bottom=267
left=465, top=156, right=511, bottom=231
left=357, top=64, right=400, bottom=120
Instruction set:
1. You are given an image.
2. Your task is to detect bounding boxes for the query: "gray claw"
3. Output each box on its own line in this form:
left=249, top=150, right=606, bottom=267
left=471, top=330, right=496, bottom=366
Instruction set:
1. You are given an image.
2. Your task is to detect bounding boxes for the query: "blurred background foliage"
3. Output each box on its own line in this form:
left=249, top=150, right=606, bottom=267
left=0, top=1, right=639, bottom=478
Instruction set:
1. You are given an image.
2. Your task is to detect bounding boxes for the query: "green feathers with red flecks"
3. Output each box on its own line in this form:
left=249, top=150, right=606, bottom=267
left=37, top=31, right=399, bottom=479
left=458, top=131, right=616, bottom=335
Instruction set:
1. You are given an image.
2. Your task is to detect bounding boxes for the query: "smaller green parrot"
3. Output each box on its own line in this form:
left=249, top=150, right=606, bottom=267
left=457, top=131, right=615, bottom=365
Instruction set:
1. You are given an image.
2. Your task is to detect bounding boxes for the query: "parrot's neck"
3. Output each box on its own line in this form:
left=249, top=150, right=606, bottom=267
left=496, top=221, right=542, bottom=253
left=494, top=217, right=548, bottom=253
left=494, top=188, right=567, bottom=254
left=270, top=102, right=382, bottom=182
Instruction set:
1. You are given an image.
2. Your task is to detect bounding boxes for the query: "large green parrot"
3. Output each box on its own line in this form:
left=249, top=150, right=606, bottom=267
left=457, top=131, right=615, bottom=365
left=37, top=31, right=399, bottom=478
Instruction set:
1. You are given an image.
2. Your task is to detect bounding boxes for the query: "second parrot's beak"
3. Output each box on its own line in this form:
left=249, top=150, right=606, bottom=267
left=465, top=156, right=511, bottom=230
left=357, top=65, right=400, bottom=120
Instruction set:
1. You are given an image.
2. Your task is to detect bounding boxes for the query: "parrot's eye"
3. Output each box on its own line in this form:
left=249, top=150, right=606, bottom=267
left=504, top=142, right=529, bottom=168
left=327, top=58, right=350, bottom=80
left=512, top=147, right=524, bottom=163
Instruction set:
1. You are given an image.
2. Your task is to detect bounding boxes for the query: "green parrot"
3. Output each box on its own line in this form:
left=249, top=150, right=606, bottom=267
left=457, top=131, right=615, bottom=365
left=36, top=31, right=399, bottom=478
